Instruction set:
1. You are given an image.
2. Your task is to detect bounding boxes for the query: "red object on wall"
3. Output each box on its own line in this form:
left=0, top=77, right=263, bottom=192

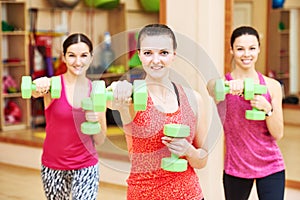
left=35, top=35, right=52, bottom=57
left=35, top=35, right=54, bottom=76
left=4, top=101, right=22, bottom=124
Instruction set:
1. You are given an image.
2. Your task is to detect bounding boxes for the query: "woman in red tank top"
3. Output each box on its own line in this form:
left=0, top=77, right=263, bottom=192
left=108, top=24, right=208, bottom=200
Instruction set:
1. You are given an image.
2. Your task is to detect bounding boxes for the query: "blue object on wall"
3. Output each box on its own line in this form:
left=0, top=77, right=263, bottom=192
left=272, top=0, right=285, bottom=9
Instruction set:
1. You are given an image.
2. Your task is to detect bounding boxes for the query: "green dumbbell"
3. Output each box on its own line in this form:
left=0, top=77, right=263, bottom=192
left=103, top=79, right=148, bottom=111
left=81, top=80, right=108, bottom=135
left=214, top=79, right=230, bottom=101
left=161, top=124, right=190, bottom=172
left=132, top=80, right=148, bottom=111
left=244, top=78, right=267, bottom=120
left=81, top=80, right=148, bottom=134
left=21, top=76, right=62, bottom=99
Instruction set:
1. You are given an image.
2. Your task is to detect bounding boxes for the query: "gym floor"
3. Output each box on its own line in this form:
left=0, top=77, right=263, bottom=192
left=0, top=162, right=300, bottom=200
left=0, top=124, right=299, bottom=199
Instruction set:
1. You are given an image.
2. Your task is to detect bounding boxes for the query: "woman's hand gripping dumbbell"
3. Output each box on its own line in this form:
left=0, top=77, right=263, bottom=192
left=214, top=78, right=271, bottom=120
left=161, top=124, right=191, bottom=172
left=21, top=76, right=62, bottom=99
left=107, top=80, right=148, bottom=111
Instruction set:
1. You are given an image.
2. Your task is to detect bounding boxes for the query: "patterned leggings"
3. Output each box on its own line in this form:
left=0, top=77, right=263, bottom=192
left=41, top=164, right=99, bottom=200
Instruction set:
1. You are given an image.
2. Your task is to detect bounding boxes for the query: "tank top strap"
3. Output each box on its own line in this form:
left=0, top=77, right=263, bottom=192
left=257, top=72, right=266, bottom=85
left=174, top=83, right=192, bottom=112
left=60, top=74, right=66, bottom=99
left=171, top=82, right=180, bottom=106
left=225, top=72, right=232, bottom=81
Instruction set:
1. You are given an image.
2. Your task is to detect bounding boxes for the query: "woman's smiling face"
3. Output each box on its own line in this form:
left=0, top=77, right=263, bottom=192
left=231, top=34, right=260, bottom=70
left=138, top=35, right=176, bottom=80
left=64, top=42, right=93, bottom=76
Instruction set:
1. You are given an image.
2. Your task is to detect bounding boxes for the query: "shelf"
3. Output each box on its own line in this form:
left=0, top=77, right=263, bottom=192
left=87, top=73, right=125, bottom=80
left=2, top=61, right=26, bottom=67
left=1, top=123, right=27, bottom=131
left=268, top=9, right=292, bottom=97
left=276, top=74, right=290, bottom=79
left=0, top=0, right=30, bottom=131
left=0, top=31, right=27, bottom=36
left=280, top=54, right=289, bottom=58
left=3, top=93, right=22, bottom=98
left=279, top=30, right=289, bottom=34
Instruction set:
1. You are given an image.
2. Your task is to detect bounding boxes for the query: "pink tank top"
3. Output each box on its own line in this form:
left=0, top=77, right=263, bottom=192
left=220, top=72, right=285, bottom=178
left=123, top=84, right=203, bottom=200
left=42, top=75, right=98, bottom=170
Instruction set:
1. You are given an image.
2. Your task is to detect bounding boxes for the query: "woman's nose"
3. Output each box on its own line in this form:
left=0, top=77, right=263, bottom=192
left=152, top=53, right=160, bottom=63
left=244, top=49, right=250, bottom=56
left=74, top=56, right=82, bottom=65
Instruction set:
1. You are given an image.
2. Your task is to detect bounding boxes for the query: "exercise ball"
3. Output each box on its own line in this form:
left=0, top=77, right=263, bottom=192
left=47, top=0, right=80, bottom=8
left=85, top=0, right=120, bottom=9
left=272, top=0, right=285, bottom=9
left=140, top=0, right=159, bottom=12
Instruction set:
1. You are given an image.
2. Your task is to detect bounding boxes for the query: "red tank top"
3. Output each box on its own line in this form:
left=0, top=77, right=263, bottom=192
left=123, top=84, right=203, bottom=200
left=42, top=75, right=98, bottom=170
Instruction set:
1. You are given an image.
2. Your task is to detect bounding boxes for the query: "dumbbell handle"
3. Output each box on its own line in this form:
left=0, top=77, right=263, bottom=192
left=28, top=78, right=52, bottom=92
left=31, top=84, right=37, bottom=91
left=224, top=85, right=230, bottom=94
left=82, top=90, right=114, bottom=112
left=170, top=153, right=179, bottom=160
left=106, top=90, right=114, bottom=101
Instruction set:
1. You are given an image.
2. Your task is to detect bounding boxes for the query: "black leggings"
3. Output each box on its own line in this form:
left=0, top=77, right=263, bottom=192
left=223, top=170, right=285, bottom=200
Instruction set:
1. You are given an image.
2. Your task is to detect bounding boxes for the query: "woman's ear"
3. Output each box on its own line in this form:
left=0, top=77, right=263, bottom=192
left=89, top=53, right=94, bottom=64
left=230, top=48, right=233, bottom=55
left=61, top=52, right=66, bottom=63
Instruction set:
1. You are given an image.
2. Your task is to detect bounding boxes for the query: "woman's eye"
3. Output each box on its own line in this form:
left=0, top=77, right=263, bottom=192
left=161, top=51, right=169, bottom=56
left=143, top=51, right=151, bottom=56
left=237, top=48, right=243, bottom=51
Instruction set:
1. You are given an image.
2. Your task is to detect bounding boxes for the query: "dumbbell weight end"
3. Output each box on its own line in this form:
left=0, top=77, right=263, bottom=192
left=50, top=76, right=62, bottom=98
left=133, top=80, right=148, bottom=111
left=81, top=122, right=101, bottom=135
left=161, top=124, right=190, bottom=172
left=245, top=107, right=266, bottom=120
left=161, top=155, right=188, bottom=172
left=215, top=79, right=230, bottom=101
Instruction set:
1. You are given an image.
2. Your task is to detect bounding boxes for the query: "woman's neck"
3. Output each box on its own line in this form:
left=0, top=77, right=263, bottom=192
left=63, top=72, right=87, bottom=85
left=145, top=76, right=174, bottom=97
left=231, top=68, right=257, bottom=80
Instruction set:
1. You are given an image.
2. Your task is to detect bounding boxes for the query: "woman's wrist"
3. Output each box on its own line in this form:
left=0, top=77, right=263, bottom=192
left=264, top=104, right=273, bottom=117
left=198, top=148, right=208, bottom=160
left=186, top=146, right=208, bottom=160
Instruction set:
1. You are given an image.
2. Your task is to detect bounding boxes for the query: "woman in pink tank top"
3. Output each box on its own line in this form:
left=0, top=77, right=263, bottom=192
left=32, top=33, right=106, bottom=199
left=107, top=24, right=208, bottom=200
left=207, top=26, right=285, bottom=200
